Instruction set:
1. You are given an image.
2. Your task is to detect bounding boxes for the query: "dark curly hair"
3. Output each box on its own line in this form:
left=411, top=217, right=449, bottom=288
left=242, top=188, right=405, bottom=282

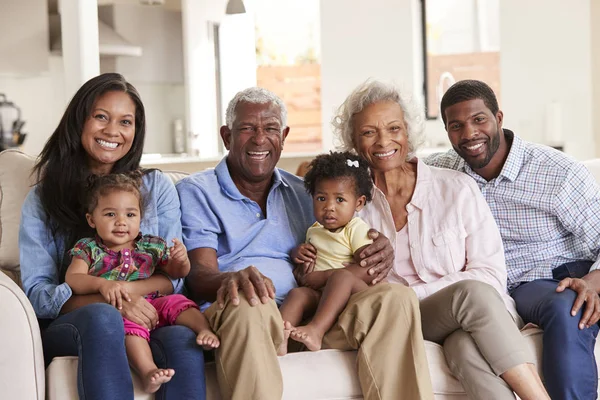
left=85, top=171, right=145, bottom=218
left=440, top=80, right=499, bottom=125
left=304, top=151, right=373, bottom=203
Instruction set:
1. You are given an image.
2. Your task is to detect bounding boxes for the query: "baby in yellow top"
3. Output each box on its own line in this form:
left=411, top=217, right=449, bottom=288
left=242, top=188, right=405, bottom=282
left=279, top=151, right=374, bottom=354
left=306, top=217, right=372, bottom=271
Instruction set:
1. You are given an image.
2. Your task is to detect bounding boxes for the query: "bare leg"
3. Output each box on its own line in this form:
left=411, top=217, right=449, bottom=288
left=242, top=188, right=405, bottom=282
left=500, top=363, right=550, bottom=400
left=291, top=269, right=368, bottom=351
left=175, top=308, right=220, bottom=350
left=125, top=335, right=174, bottom=393
left=278, top=287, right=321, bottom=355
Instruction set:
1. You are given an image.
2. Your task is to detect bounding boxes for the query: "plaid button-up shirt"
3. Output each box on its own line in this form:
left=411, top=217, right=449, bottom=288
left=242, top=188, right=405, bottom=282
left=425, top=129, right=600, bottom=289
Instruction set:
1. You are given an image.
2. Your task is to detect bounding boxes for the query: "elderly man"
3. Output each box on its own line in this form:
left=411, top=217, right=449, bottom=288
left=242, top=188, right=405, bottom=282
left=427, top=79, right=600, bottom=400
left=177, top=87, right=434, bottom=400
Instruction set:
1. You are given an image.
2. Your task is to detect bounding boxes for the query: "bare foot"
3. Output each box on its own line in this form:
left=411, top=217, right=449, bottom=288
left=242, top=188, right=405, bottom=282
left=196, top=329, right=220, bottom=350
left=290, top=324, right=324, bottom=352
left=277, top=321, right=294, bottom=356
left=142, top=368, right=175, bottom=393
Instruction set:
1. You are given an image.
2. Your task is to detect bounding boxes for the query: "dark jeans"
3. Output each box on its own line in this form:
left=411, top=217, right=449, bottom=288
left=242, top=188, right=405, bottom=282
left=511, top=261, right=599, bottom=400
left=42, top=303, right=206, bottom=400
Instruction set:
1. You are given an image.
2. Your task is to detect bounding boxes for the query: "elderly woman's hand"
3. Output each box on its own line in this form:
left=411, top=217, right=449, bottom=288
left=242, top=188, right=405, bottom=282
left=346, top=229, right=394, bottom=285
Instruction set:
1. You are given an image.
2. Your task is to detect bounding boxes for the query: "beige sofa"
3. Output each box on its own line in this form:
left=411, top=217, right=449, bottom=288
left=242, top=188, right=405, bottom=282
left=2, top=148, right=600, bottom=400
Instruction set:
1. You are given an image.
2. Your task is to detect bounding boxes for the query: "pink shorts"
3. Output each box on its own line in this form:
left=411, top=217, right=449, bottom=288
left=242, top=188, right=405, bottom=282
left=123, top=294, right=198, bottom=341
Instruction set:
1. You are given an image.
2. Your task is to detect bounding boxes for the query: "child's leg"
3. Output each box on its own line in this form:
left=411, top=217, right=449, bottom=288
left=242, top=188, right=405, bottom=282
left=123, top=318, right=174, bottom=394
left=176, top=308, right=220, bottom=349
left=279, top=286, right=321, bottom=326
left=150, top=294, right=219, bottom=350
left=278, top=287, right=321, bottom=355
left=291, top=269, right=367, bottom=351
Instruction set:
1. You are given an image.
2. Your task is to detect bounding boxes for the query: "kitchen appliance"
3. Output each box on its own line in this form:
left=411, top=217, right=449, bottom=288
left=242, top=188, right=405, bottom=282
left=0, top=93, right=26, bottom=151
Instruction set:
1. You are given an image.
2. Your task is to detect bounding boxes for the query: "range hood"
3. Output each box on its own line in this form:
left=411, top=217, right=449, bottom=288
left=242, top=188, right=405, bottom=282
left=49, top=14, right=143, bottom=57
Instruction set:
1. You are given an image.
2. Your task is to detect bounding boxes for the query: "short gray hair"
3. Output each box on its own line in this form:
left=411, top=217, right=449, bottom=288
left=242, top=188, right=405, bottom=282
left=225, top=87, right=288, bottom=130
left=332, top=80, right=425, bottom=160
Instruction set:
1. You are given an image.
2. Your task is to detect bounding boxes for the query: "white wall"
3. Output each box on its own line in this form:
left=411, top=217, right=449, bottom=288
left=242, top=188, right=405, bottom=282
left=592, top=0, right=600, bottom=158
left=499, top=0, right=593, bottom=160
left=320, top=0, right=425, bottom=151
left=0, top=55, right=66, bottom=155
left=320, top=0, right=596, bottom=160
left=0, top=0, right=49, bottom=75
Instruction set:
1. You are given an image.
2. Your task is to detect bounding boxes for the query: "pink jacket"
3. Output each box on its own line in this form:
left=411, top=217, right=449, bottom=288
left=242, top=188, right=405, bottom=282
left=358, top=159, right=519, bottom=320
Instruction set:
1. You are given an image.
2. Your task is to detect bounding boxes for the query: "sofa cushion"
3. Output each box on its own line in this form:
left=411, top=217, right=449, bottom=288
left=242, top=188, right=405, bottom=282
left=0, top=150, right=36, bottom=282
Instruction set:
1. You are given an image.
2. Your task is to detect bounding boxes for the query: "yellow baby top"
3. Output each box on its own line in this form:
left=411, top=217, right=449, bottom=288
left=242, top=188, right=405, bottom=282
left=306, top=217, right=373, bottom=271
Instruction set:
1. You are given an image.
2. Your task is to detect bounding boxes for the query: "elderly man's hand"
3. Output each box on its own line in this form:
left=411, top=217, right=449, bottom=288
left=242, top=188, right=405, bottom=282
left=345, top=229, right=393, bottom=285
left=216, top=266, right=276, bottom=309
left=556, top=277, right=600, bottom=329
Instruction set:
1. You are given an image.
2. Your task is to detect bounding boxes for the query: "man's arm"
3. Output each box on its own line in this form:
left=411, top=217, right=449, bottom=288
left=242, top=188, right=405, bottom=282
left=187, top=247, right=276, bottom=309
left=553, top=162, right=600, bottom=327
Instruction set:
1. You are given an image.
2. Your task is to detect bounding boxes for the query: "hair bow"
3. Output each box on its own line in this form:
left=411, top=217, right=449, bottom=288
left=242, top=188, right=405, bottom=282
left=346, top=159, right=359, bottom=168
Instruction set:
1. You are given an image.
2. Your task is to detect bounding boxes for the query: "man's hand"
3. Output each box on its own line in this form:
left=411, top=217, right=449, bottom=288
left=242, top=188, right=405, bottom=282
left=99, top=280, right=131, bottom=309
left=348, top=229, right=393, bottom=285
left=216, top=266, right=276, bottom=309
left=557, top=277, right=600, bottom=329
left=119, top=294, right=158, bottom=330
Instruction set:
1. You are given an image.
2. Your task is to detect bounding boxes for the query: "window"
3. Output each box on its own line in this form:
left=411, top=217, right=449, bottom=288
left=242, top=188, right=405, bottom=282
left=254, top=0, right=322, bottom=153
left=422, top=0, right=501, bottom=119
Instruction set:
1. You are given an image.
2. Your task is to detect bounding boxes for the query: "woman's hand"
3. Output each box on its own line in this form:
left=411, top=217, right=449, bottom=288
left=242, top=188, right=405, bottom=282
left=348, top=229, right=394, bottom=285
left=119, top=294, right=158, bottom=330
left=98, top=280, right=131, bottom=309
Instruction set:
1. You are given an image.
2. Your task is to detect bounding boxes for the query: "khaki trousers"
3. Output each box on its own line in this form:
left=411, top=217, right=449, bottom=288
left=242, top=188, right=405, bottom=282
left=420, top=280, right=535, bottom=400
left=206, top=283, right=434, bottom=400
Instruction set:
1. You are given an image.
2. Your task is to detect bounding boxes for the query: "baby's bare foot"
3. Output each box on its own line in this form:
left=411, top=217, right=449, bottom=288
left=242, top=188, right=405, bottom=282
left=196, top=329, right=220, bottom=350
left=290, top=324, right=324, bottom=352
left=277, top=321, right=294, bottom=356
left=143, top=368, right=175, bottom=393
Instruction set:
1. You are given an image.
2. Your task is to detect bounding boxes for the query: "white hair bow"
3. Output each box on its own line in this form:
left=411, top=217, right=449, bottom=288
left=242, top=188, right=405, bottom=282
left=346, top=159, right=359, bottom=168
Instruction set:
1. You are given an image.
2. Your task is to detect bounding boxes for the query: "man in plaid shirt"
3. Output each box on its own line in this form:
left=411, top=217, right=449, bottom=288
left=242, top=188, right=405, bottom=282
left=426, top=80, right=600, bottom=400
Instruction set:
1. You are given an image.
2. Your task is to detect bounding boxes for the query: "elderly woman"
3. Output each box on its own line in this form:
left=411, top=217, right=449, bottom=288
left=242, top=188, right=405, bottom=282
left=334, top=80, right=549, bottom=400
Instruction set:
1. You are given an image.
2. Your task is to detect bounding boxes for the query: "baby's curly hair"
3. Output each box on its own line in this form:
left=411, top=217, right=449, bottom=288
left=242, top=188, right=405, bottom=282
left=85, top=171, right=145, bottom=216
left=304, top=151, right=373, bottom=203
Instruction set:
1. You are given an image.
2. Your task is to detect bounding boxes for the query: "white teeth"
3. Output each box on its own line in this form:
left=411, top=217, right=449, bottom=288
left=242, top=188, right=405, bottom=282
left=248, top=151, right=269, bottom=155
left=96, top=139, right=118, bottom=149
left=374, top=150, right=396, bottom=158
left=465, top=143, right=484, bottom=151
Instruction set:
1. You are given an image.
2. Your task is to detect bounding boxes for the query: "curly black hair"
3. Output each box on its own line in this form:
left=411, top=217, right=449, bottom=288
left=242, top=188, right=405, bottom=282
left=440, top=80, right=499, bottom=125
left=303, top=151, right=373, bottom=203
left=85, top=171, right=145, bottom=217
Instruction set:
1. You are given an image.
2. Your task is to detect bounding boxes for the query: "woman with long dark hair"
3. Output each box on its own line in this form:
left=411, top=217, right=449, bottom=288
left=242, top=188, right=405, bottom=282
left=19, top=73, right=206, bottom=399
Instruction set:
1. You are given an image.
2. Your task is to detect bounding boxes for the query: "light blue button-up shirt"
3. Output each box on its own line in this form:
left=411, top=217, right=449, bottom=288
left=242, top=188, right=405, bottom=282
left=177, top=157, right=315, bottom=305
left=19, top=170, right=184, bottom=320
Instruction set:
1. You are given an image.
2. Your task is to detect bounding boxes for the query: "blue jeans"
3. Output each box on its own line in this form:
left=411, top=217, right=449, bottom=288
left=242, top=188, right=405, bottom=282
left=511, top=261, right=599, bottom=400
left=42, top=303, right=206, bottom=400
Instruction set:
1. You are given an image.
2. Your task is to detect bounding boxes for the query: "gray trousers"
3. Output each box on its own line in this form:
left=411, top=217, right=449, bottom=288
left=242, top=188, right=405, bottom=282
left=420, top=280, right=535, bottom=400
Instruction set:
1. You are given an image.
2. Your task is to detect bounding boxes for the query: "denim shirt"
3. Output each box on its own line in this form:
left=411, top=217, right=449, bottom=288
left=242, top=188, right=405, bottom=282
left=19, top=170, right=184, bottom=320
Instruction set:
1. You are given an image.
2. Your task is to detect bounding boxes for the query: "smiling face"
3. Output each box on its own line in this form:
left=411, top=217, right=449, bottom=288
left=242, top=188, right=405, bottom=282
left=221, top=101, right=289, bottom=185
left=313, top=177, right=366, bottom=232
left=81, top=91, right=136, bottom=175
left=86, top=189, right=141, bottom=252
left=352, top=101, right=410, bottom=173
left=444, top=98, right=505, bottom=171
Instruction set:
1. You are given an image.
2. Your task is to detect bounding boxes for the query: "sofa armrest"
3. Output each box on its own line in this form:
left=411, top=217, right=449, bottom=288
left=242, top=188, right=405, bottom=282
left=0, top=271, right=45, bottom=399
